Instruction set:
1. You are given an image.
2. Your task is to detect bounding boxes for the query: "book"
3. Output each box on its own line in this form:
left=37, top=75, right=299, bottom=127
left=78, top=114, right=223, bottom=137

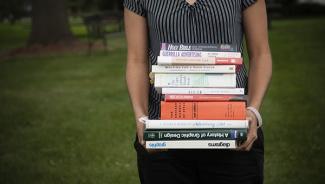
left=164, top=94, right=247, bottom=102
left=160, top=43, right=237, bottom=52
left=157, top=56, right=243, bottom=65
left=159, top=51, right=241, bottom=58
left=144, top=129, right=247, bottom=141
left=161, top=88, right=245, bottom=95
left=145, top=120, right=249, bottom=129
left=160, top=101, right=246, bottom=120
left=151, top=65, right=235, bottom=74
left=154, top=73, right=236, bottom=88
left=146, top=140, right=237, bottom=149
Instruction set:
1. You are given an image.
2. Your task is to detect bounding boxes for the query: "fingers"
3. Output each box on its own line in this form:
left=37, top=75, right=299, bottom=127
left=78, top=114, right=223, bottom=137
left=237, top=132, right=257, bottom=151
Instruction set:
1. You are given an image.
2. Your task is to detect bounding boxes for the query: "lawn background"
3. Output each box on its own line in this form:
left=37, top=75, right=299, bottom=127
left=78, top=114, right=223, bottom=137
left=0, top=17, right=324, bottom=184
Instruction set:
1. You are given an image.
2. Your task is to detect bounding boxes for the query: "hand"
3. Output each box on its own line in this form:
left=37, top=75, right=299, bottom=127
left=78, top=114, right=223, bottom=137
left=136, top=120, right=146, bottom=147
left=237, top=110, right=258, bottom=151
left=136, top=119, right=167, bottom=153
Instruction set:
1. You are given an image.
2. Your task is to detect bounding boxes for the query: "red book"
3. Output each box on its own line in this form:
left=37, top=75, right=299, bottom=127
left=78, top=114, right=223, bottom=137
left=161, top=101, right=246, bottom=120
left=164, top=94, right=247, bottom=102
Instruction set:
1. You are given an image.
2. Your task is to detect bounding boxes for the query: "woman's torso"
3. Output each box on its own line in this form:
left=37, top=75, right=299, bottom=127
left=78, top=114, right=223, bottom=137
left=141, top=0, right=249, bottom=119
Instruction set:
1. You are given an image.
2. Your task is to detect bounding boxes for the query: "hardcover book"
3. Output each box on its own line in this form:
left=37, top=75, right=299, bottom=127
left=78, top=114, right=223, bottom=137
left=160, top=101, right=246, bottom=120
left=154, top=73, right=236, bottom=88
left=146, top=140, right=237, bottom=149
left=144, top=129, right=247, bottom=141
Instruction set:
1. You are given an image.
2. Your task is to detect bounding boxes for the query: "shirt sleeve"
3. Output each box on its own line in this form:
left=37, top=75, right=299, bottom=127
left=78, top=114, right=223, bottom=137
left=123, top=0, right=146, bottom=17
left=242, top=0, right=257, bottom=11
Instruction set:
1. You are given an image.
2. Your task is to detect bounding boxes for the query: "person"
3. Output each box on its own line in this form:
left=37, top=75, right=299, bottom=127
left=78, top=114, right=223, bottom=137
left=124, top=0, right=272, bottom=183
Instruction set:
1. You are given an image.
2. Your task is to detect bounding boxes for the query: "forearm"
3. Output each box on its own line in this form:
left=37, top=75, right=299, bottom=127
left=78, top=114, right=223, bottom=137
left=126, top=60, right=149, bottom=120
left=247, top=53, right=272, bottom=110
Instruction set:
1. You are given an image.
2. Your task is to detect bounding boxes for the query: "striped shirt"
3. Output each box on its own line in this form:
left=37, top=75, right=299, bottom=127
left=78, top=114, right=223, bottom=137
left=124, top=0, right=257, bottom=119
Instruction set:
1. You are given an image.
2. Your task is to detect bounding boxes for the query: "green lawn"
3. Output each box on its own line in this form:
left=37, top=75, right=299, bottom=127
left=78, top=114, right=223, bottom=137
left=0, top=17, right=324, bottom=184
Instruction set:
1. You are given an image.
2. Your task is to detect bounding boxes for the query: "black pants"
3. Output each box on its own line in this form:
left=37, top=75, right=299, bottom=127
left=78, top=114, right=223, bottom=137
left=135, top=129, right=264, bottom=184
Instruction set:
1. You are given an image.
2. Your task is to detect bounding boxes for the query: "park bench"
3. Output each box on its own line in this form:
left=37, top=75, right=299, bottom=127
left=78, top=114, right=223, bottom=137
left=83, top=11, right=123, bottom=54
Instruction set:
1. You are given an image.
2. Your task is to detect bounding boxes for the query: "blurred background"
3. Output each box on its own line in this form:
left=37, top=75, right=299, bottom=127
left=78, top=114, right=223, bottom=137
left=0, top=0, right=324, bottom=183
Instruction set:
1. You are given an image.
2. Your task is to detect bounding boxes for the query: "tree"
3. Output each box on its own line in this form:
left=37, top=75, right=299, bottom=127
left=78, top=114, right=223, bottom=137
left=28, top=0, right=75, bottom=45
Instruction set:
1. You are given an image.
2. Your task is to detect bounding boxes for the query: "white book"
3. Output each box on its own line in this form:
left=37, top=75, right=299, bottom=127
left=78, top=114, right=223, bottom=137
left=159, top=50, right=242, bottom=58
left=146, top=140, right=237, bottom=149
left=145, top=120, right=249, bottom=129
left=154, top=73, right=236, bottom=88
left=151, top=65, right=236, bottom=74
left=161, top=88, right=245, bottom=95
left=157, top=56, right=243, bottom=65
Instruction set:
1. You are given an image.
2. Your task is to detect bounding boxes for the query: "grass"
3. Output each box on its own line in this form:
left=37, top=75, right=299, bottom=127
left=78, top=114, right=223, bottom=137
left=0, top=17, right=324, bottom=184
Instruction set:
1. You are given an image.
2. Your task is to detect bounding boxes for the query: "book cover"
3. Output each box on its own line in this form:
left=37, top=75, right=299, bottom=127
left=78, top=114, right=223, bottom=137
left=151, top=65, right=236, bottom=74
left=154, top=73, right=236, bottom=88
left=160, top=101, right=246, bottom=120
left=144, top=129, right=247, bottom=141
left=161, top=88, right=245, bottom=95
left=145, top=120, right=249, bottom=129
left=159, top=51, right=241, bottom=58
left=146, top=140, right=237, bottom=149
left=160, top=43, right=237, bottom=52
left=164, top=94, right=247, bottom=102
left=157, top=56, right=243, bottom=65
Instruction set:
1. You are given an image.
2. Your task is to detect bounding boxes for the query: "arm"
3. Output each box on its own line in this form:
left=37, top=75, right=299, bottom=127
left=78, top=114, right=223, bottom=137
left=239, top=0, right=273, bottom=151
left=124, top=8, right=149, bottom=146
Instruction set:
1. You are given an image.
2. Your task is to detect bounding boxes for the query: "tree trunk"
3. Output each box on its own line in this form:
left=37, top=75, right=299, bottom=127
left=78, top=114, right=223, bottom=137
left=28, top=0, right=75, bottom=45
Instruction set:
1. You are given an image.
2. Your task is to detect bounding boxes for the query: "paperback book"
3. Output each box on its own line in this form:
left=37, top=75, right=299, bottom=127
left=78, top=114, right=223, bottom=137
left=151, top=65, right=236, bottom=74
left=161, top=88, right=245, bottom=95
left=157, top=56, right=243, bottom=65
left=145, top=120, right=249, bottom=129
left=160, top=43, right=237, bottom=52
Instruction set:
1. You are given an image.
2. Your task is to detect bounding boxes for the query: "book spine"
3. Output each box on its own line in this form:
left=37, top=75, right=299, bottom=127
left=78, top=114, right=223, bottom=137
left=154, top=73, right=236, bottom=88
left=160, top=101, right=246, bottom=120
left=151, top=65, right=236, bottom=74
left=145, top=120, right=249, bottom=129
left=157, top=56, right=243, bottom=65
left=159, top=51, right=241, bottom=58
left=161, top=88, right=245, bottom=95
left=144, top=129, right=247, bottom=141
left=164, top=94, right=247, bottom=102
left=146, top=140, right=237, bottom=149
left=160, top=43, right=237, bottom=52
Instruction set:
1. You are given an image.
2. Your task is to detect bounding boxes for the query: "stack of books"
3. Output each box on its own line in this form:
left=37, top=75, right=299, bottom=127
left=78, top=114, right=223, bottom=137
left=145, top=43, right=248, bottom=149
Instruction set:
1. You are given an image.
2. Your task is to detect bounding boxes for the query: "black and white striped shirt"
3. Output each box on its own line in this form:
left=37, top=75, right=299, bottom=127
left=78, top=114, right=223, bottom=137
left=124, top=0, right=257, bottom=119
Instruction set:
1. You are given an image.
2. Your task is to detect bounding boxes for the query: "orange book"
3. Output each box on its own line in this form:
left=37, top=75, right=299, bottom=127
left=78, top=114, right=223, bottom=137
left=161, top=101, right=246, bottom=120
left=164, top=94, right=247, bottom=102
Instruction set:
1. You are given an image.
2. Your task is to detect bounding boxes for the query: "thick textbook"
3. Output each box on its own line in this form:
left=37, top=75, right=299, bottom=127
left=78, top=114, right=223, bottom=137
left=144, top=129, right=247, bottom=141
left=154, top=73, right=236, bottom=88
left=159, top=51, right=241, bottom=58
left=157, top=56, right=243, bottom=65
left=164, top=94, right=247, bottom=102
left=146, top=140, right=237, bottom=149
left=161, top=88, right=245, bottom=95
left=151, top=65, right=236, bottom=74
left=145, top=120, right=249, bottom=129
left=160, top=101, right=246, bottom=120
left=160, top=43, right=237, bottom=52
